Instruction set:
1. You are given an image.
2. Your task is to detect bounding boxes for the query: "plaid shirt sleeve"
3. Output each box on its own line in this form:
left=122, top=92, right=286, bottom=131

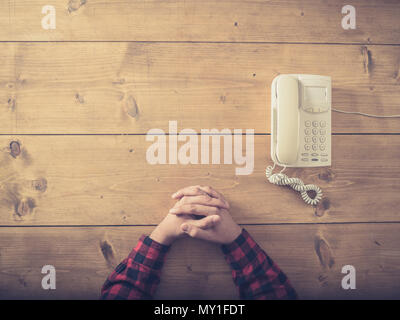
left=221, top=228, right=298, bottom=300
left=100, top=235, right=169, bottom=300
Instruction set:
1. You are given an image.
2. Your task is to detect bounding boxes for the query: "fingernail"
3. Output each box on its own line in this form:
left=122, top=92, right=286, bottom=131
left=181, top=224, right=189, bottom=232
left=171, top=193, right=177, bottom=198
left=169, top=208, right=177, bottom=213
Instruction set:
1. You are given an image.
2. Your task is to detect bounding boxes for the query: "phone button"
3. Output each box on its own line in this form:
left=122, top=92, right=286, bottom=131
left=321, top=158, right=328, bottom=162
left=301, top=153, right=309, bottom=157
left=312, top=144, right=318, bottom=151
left=312, top=121, right=319, bottom=127
left=320, top=121, right=326, bottom=127
left=311, top=158, right=319, bottom=162
left=301, top=158, right=309, bottom=161
left=312, top=136, right=318, bottom=143
left=320, top=129, right=326, bottom=135
left=320, top=144, right=326, bottom=151
left=304, top=144, right=311, bottom=151
left=311, top=153, right=319, bottom=157
left=312, top=128, right=318, bottom=135
left=321, top=153, right=328, bottom=157
left=305, top=136, right=311, bottom=143
left=305, top=128, right=311, bottom=135
left=320, top=136, right=326, bottom=143
left=305, top=121, right=311, bottom=127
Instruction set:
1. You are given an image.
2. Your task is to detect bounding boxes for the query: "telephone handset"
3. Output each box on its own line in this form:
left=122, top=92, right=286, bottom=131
left=267, top=74, right=332, bottom=205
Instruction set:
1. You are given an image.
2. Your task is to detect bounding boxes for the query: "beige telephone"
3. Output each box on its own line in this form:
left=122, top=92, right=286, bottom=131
left=266, top=74, right=332, bottom=205
left=271, top=74, right=331, bottom=166
left=265, top=73, right=400, bottom=205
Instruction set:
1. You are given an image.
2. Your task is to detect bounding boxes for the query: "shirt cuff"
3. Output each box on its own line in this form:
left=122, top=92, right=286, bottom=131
left=127, top=235, right=170, bottom=271
left=221, top=228, right=269, bottom=271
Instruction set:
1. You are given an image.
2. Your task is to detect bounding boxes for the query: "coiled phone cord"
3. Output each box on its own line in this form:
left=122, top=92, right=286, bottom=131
left=265, top=164, right=323, bottom=206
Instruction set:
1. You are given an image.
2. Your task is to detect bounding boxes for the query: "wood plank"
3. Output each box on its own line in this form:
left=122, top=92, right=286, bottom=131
left=0, top=135, right=399, bottom=225
left=0, top=43, right=399, bottom=134
left=1, top=1, right=399, bottom=43
left=0, top=224, right=399, bottom=299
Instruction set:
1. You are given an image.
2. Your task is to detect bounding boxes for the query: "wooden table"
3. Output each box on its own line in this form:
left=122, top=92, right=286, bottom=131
left=0, top=0, right=400, bottom=299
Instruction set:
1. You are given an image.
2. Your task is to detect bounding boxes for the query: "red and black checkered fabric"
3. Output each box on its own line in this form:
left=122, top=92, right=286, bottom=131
left=221, top=229, right=298, bottom=300
left=100, top=229, right=297, bottom=300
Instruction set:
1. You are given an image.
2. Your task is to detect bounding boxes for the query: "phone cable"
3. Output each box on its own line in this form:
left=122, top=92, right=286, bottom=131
left=265, top=163, right=323, bottom=206
left=332, top=108, right=400, bottom=118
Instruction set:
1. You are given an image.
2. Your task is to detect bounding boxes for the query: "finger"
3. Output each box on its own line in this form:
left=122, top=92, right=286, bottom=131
left=172, top=185, right=229, bottom=208
left=181, top=223, right=215, bottom=242
left=199, top=186, right=229, bottom=208
left=197, top=185, right=223, bottom=200
left=169, top=204, right=219, bottom=216
left=190, top=215, right=220, bottom=229
left=172, top=186, right=208, bottom=199
left=178, top=195, right=229, bottom=209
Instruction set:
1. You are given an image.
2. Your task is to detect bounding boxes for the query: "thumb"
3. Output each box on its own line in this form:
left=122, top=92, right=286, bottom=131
left=190, top=215, right=220, bottom=229
left=181, top=222, right=214, bottom=242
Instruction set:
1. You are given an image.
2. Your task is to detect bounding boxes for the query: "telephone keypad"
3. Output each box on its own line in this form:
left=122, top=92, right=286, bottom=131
left=303, top=119, right=328, bottom=161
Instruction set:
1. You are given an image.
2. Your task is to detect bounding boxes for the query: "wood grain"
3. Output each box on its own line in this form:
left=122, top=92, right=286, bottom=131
left=1, top=0, right=399, bottom=43
left=0, top=135, right=399, bottom=226
left=0, top=43, right=399, bottom=134
left=2, top=0, right=400, bottom=301
left=0, top=224, right=399, bottom=299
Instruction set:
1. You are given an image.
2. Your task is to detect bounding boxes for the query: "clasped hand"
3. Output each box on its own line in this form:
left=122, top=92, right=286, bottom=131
left=150, top=185, right=242, bottom=245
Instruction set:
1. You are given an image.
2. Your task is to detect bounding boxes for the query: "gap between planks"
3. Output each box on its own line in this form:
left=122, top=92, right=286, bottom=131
left=0, top=41, right=399, bottom=46
left=1, top=133, right=400, bottom=136
left=2, top=221, right=400, bottom=228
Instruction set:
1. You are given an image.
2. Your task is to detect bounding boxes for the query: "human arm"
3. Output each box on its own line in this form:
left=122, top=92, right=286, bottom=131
left=100, top=234, right=169, bottom=300
left=100, top=213, right=220, bottom=300
left=170, top=185, right=298, bottom=300
left=221, top=228, right=298, bottom=300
